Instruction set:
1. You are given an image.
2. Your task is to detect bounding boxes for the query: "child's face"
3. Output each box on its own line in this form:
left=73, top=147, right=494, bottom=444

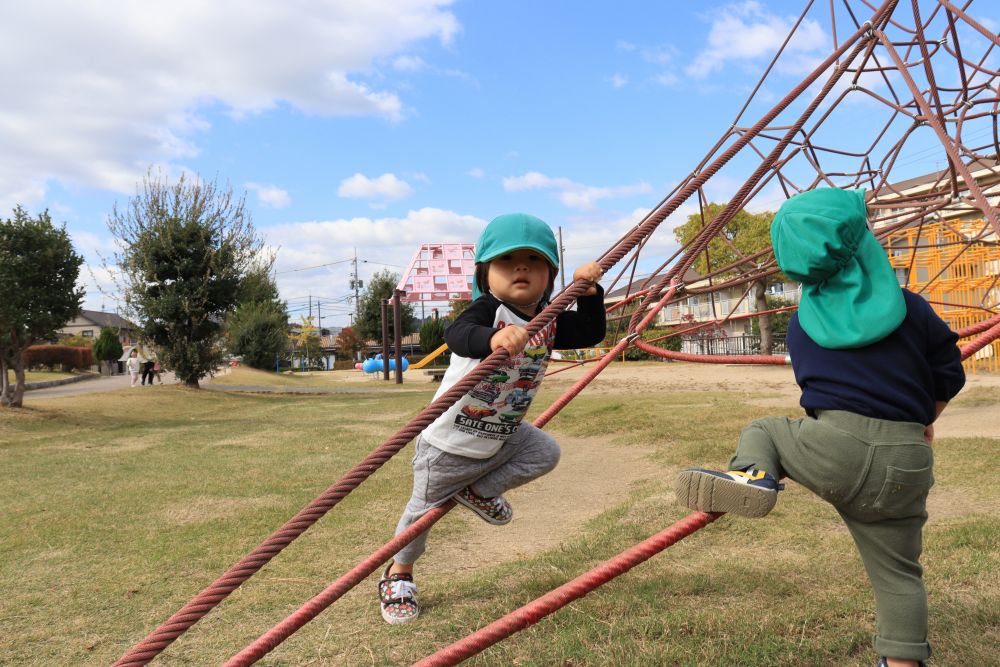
left=487, top=248, right=551, bottom=309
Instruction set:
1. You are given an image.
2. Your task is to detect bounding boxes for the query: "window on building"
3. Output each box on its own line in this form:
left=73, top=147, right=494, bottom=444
left=82, top=330, right=94, bottom=337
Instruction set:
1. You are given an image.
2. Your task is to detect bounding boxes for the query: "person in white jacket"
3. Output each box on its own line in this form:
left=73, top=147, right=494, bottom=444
left=125, top=349, right=142, bottom=387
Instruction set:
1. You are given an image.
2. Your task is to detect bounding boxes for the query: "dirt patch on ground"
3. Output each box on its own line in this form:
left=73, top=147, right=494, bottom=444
left=424, top=435, right=661, bottom=574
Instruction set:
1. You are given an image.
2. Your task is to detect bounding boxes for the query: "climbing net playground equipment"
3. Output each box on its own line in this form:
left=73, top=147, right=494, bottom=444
left=115, top=2, right=1000, bottom=665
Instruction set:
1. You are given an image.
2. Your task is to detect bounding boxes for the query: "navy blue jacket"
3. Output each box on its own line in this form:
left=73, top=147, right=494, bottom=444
left=787, top=289, right=965, bottom=425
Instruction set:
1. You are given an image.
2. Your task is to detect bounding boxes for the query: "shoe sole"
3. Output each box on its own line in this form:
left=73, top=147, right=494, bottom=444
left=380, top=604, right=419, bottom=625
left=453, top=494, right=512, bottom=525
left=675, top=470, right=776, bottom=518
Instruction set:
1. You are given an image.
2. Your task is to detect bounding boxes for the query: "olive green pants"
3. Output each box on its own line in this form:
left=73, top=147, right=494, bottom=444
left=730, top=410, right=933, bottom=662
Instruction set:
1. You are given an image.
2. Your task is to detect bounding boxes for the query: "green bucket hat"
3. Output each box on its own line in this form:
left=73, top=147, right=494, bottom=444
left=472, top=213, right=559, bottom=299
left=770, top=188, right=905, bottom=349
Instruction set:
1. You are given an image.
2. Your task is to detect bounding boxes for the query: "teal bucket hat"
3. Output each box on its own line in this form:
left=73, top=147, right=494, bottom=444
left=472, top=213, right=559, bottom=299
left=770, top=188, right=905, bottom=349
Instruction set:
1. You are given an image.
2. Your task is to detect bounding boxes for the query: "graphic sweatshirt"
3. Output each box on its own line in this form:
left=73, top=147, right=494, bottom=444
left=422, top=287, right=606, bottom=459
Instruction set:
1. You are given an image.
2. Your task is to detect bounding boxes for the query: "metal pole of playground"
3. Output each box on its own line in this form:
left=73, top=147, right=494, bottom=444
left=393, top=289, right=403, bottom=384
left=381, top=299, right=390, bottom=381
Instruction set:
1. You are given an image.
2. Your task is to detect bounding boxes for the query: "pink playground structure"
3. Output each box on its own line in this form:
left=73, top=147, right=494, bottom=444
left=396, top=243, right=475, bottom=302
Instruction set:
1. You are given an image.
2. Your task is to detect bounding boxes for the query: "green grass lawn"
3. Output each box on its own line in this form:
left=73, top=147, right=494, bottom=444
left=1, top=377, right=996, bottom=666
left=18, top=370, right=78, bottom=383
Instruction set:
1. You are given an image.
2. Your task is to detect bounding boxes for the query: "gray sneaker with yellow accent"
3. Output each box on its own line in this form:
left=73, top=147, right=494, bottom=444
left=675, top=468, right=783, bottom=518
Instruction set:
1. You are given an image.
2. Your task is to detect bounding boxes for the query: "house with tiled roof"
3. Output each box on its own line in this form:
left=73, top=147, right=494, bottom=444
left=57, top=310, right=140, bottom=347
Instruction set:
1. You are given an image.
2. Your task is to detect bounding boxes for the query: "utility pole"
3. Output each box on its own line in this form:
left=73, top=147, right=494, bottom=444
left=349, top=248, right=363, bottom=320
left=309, top=292, right=312, bottom=322
left=558, top=226, right=566, bottom=290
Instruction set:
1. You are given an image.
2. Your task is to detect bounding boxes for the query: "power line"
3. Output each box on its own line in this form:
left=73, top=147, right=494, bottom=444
left=274, top=258, right=353, bottom=275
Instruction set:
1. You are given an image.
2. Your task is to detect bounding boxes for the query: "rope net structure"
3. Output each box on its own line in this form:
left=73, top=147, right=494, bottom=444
left=114, top=1, right=1000, bottom=665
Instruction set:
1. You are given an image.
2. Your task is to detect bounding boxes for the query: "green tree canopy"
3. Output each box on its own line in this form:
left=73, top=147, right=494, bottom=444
left=419, top=317, right=446, bottom=355
left=673, top=202, right=781, bottom=354
left=673, top=202, right=776, bottom=278
left=92, top=326, right=124, bottom=374
left=236, top=258, right=282, bottom=307
left=228, top=300, right=288, bottom=370
left=226, top=258, right=287, bottom=371
left=107, top=170, right=264, bottom=387
left=355, top=269, right=417, bottom=342
left=0, top=207, right=84, bottom=407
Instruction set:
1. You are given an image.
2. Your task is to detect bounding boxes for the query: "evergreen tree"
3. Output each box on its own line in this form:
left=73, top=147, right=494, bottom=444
left=226, top=258, right=287, bottom=370
left=355, top=269, right=417, bottom=342
left=419, top=317, right=446, bottom=355
left=0, top=207, right=84, bottom=407
left=228, top=301, right=288, bottom=370
left=107, top=170, right=263, bottom=387
left=92, top=326, right=124, bottom=375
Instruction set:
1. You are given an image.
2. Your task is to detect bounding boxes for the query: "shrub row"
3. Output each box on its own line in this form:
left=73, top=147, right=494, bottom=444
left=23, top=344, right=94, bottom=371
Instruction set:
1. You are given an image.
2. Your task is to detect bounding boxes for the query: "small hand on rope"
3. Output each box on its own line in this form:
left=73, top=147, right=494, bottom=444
left=573, top=262, right=603, bottom=295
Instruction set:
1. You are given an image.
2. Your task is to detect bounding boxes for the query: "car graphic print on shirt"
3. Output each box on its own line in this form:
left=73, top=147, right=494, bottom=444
left=451, top=337, right=554, bottom=442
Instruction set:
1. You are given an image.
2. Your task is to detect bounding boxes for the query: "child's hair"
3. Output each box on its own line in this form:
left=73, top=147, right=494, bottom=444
left=474, top=260, right=557, bottom=306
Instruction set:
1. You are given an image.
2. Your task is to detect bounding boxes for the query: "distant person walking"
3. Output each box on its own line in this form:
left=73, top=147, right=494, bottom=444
left=126, top=349, right=142, bottom=388
left=141, top=359, right=155, bottom=386
left=152, top=360, right=163, bottom=384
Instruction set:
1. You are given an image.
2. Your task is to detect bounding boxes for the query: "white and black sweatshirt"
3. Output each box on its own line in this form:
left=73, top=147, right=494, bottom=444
left=422, top=287, right=606, bottom=459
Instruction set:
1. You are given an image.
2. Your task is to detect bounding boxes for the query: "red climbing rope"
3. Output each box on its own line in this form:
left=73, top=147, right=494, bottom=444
left=223, top=502, right=455, bottom=667
left=410, top=511, right=723, bottom=667
left=960, top=319, right=1000, bottom=360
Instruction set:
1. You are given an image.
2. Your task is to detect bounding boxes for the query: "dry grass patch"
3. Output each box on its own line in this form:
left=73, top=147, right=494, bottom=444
left=1, top=366, right=997, bottom=666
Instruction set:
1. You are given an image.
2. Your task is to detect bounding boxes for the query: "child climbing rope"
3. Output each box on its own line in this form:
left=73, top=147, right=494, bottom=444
left=675, top=188, right=966, bottom=667
left=379, top=212, right=606, bottom=624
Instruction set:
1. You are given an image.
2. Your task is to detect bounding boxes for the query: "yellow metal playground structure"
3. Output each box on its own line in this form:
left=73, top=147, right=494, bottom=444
left=888, top=218, right=1000, bottom=373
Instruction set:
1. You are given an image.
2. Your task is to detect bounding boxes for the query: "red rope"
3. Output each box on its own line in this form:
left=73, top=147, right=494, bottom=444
left=223, top=502, right=455, bottom=667
left=960, top=319, right=1000, bottom=360
left=112, top=280, right=596, bottom=666
left=635, top=338, right=787, bottom=365
left=533, top=334, right=636, bottom=428
left=410, top=512, right=722, bottom=667
left=956, top=313, right=1000, bottom=340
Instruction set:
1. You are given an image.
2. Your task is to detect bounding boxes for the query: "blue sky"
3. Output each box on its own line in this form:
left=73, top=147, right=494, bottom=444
left=2, top=1, right=997, bottom=327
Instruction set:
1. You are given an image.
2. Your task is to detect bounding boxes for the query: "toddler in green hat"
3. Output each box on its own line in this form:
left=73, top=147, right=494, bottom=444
left=675, top=189, right=965, bottom=667
left=379, top=213, right=605, bottom=624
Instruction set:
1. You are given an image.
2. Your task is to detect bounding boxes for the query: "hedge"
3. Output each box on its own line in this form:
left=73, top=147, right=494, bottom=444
left=23, top=344, right=94, bottom=371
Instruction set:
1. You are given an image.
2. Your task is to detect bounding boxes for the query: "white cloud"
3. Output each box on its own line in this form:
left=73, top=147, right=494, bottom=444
left=610, top=73, right=629, bottom=88
left=246, top=183, right=291, bottom=209
left=468, top=167, right=485, bottom=179
left=0, top=1, right=459, bottom=207
left=337, top=173, right=415, bottom=203
left=266, top=207, right=485, bottom=316
left=393, top=55, right=427, bottom=71
left=686, top=1, right=826, bottom=79
left=503, top=171, right=653, bottom=210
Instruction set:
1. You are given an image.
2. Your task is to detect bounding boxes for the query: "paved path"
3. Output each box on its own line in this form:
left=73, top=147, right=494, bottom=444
left=24, top=372, right=178, bottom=399
left=201, top=383, right=425, bottom=395
left=24, top=372, right=424, bottom=399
